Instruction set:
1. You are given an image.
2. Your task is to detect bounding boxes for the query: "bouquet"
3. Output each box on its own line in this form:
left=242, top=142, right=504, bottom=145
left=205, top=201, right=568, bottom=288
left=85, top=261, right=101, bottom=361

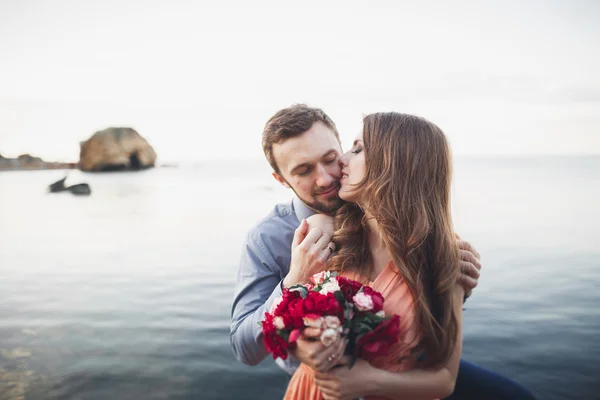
left=261, top=270, right=401, bottom=364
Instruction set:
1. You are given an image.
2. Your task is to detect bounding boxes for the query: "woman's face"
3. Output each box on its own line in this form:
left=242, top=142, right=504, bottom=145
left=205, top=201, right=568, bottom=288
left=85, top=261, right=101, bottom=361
left=338, top=132, right=366, bottom=203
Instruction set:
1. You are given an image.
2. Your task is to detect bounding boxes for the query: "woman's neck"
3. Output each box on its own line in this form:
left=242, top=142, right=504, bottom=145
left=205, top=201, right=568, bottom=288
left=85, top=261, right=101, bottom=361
left=365, top=213, right=392, bottom=279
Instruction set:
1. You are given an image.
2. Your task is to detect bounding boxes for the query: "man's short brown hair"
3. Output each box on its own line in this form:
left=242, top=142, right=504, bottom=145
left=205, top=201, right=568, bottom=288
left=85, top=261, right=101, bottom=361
left=262, top=104, right=340, bottom=173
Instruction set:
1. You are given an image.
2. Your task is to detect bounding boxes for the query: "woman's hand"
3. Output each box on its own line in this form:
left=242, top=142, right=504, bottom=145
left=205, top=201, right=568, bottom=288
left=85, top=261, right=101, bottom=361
left=288, top=333, right=348, bottom=373
left=314, top=358, right=379, bottom=400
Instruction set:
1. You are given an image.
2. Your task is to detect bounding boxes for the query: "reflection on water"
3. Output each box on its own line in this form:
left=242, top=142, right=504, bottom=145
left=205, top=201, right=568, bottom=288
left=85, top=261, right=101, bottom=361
left=1, top=157, right=599, bottom=399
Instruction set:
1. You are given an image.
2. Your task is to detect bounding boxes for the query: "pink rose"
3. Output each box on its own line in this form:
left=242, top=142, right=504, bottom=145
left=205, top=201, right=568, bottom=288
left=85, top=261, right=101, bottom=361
left=353, top=292, right=374, bottom=312
left=311, top=271, right=328, bottom=285
left=289, top=329, right=301, bottom=343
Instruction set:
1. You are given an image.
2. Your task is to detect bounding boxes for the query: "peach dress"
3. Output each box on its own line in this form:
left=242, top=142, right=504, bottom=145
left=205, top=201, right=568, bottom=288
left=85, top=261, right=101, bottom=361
left=284, top=262, right=423, bottom=400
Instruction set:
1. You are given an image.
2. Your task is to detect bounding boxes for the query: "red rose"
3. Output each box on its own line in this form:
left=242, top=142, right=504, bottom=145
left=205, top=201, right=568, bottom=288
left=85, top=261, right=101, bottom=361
left=286, top=296, right=308, bottom=329
left=262, top=312, right=289, bottom=360
left=303, top=291, right=343, bottom=319
left=362, top=286, right=384, bottom=313
left=354, top=315, right=401, bottom=361
left=273, top=289, right=300, bottom=316
left=337, top=276, right=363, bottom=302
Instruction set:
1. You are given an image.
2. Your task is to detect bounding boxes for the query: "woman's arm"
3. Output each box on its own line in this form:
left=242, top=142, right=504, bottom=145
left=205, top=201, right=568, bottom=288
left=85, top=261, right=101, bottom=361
left=315, top=285, right=464, bottom=400
left=373, top=286, right=463, bottom=399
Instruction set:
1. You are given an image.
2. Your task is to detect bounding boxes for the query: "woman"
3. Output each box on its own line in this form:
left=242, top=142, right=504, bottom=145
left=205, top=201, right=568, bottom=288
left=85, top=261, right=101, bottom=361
left=285, top=112, right=463, bottom=400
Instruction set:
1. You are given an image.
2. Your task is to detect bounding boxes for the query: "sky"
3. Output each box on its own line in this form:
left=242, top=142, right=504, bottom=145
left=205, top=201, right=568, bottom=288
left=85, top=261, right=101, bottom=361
left=0, top=0, right=599, bottom=162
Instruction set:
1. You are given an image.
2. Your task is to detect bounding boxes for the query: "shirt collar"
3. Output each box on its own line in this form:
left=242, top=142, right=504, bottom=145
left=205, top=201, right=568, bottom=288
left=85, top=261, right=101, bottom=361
left=292, top=196, right=317, bottom=222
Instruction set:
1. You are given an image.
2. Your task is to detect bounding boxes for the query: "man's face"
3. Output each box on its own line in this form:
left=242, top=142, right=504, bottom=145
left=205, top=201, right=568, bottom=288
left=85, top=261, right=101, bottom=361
left=272, top=121, right=344, bottom=214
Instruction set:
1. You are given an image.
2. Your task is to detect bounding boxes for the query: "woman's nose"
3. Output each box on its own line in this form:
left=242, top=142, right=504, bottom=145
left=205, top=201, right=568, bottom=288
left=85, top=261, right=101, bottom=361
left=338, top=153, right=349, bottom=167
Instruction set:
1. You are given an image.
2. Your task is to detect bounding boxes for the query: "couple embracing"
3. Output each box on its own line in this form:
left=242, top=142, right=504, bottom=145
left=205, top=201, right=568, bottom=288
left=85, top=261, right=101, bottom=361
left=231, top=105, right=535, bottom=400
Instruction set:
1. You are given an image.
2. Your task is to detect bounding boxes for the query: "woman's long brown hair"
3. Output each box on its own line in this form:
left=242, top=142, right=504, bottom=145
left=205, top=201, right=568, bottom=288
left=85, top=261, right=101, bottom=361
left=329, top=112, right=460, bottom=368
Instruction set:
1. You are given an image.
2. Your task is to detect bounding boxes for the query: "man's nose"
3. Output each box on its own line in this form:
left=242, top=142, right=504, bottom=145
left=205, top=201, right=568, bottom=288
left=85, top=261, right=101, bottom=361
left=315, top=164, right=334, bottom=187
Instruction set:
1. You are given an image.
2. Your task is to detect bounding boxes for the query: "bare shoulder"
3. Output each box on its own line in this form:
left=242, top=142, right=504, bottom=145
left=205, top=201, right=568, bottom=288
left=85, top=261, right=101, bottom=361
left=306, top=214, right=335, bottom=235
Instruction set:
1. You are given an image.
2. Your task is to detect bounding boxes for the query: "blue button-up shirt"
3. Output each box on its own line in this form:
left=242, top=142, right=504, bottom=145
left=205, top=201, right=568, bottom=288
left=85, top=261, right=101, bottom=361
left=230, top=196, right=315, bottom=375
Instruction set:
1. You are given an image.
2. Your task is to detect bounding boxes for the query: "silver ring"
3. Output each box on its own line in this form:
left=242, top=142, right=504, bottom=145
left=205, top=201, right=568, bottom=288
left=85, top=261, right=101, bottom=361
left=328, top=355, right=334, bottom=362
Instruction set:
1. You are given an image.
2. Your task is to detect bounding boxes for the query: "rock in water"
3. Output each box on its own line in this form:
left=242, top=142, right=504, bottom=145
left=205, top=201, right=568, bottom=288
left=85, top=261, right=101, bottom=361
left=79, top=127, right=157, bottom=172
left=47, top=176, right=91, bottom=195
left=66, top=183, right=91, bottom=195
left=48, top=176, right=67, bottom=193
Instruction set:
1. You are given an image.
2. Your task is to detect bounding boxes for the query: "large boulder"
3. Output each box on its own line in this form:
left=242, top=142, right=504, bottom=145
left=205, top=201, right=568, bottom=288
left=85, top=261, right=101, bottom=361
left=17, top=154, right=43, bottom=163
left=79, top=128, right=157, bottom=172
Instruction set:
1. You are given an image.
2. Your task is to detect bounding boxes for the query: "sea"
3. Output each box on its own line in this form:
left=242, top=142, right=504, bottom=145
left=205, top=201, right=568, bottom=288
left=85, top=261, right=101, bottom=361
left=1, top=156, right=599, bottom=400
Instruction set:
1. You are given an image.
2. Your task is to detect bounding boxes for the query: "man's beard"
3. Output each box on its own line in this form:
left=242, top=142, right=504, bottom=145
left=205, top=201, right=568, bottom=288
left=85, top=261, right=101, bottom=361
left=289, top=183, right=345, bottom=215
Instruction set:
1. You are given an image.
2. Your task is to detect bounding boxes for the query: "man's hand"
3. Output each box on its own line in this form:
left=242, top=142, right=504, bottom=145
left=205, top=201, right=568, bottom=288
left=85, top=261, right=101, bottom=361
left=457, top=235, right=482, bottom=297
left=314, top=358, right=378, bottom=400
left=288, top=334, right=347, bottom=373
left=283, top=219, right=335, bottom=287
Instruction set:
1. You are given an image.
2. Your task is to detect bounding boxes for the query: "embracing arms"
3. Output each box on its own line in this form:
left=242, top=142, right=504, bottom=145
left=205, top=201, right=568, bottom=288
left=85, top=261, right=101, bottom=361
left=230, top=216, right=334, bottom=367
left=230, top=233, right=287, bottom=365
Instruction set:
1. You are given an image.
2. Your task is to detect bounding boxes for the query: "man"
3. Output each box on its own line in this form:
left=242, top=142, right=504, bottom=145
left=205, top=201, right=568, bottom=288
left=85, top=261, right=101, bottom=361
left=230, top=105, right=535, bottom=399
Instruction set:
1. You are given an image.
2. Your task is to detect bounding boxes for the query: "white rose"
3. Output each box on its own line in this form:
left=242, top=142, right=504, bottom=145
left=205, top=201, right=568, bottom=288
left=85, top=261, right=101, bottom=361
left=324, top=315, right=341, bottom=330
left=376, top=310, right=386, bottom=318
left=319, top=278, right=340, bottom=295
left=320, top=328, right=340, bottom=347
left=273, top=316, right=285, bottom=330
left=353, top=292, right=374, bottom=312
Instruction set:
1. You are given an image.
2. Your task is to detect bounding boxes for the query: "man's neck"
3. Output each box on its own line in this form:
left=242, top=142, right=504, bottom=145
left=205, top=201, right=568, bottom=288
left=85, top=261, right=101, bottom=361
left=292, top=196, right=317, bottom=222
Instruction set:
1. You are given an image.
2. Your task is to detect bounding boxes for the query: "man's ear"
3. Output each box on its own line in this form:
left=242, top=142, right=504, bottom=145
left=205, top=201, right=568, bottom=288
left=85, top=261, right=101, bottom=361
left=272, top=172, right=290, bottom=188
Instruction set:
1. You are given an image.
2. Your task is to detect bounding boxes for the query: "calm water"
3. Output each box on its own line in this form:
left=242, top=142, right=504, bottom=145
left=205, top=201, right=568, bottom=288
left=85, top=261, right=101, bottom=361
left=1, top=156, right=599, bottom=400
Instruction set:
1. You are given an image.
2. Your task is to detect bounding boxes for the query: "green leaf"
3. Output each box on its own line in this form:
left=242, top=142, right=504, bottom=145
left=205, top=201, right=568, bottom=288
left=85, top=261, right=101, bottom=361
left=352, top=322, right=373, bottom=336
left=278, top=330, right=290, bottom=341
left=289, top=285, right=309, bottom=299
left=344, top=307, right=354, bottom=321
left=334, top=291, right=346, bottom=306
